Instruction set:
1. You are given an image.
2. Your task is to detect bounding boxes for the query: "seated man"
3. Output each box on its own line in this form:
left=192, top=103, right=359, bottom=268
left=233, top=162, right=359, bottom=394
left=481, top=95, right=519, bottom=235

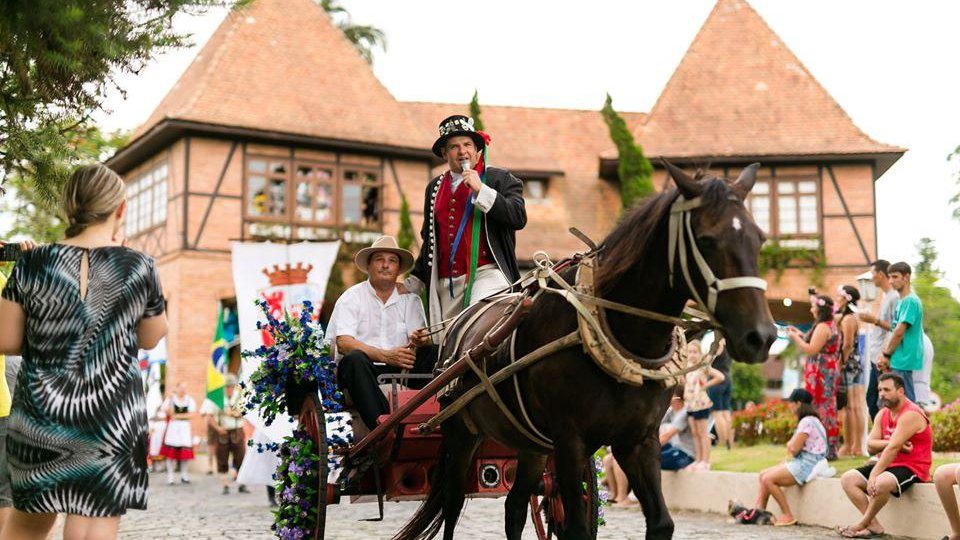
left=329, top=236, right=435, bottom=431
left=660, top=390, right=697, bottom=471
left=838, top=372, right=932, bottom=538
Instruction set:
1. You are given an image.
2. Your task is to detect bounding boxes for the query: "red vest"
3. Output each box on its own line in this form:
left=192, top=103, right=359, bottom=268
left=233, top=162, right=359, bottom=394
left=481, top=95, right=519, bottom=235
left=434, top=172, right=494, bottom=279
left=881, top=400, right=932, bottom=481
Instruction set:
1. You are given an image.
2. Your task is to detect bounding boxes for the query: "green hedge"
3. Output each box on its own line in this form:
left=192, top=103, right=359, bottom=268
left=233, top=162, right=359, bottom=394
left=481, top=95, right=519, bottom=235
left=932, top=399, right=960, bottom=452
left=735, top=397, right=960, bottom=452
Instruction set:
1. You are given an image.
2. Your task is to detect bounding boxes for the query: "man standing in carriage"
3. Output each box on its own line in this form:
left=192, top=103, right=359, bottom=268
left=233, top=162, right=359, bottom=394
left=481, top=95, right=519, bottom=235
left=402, top=115, right=527, bottom=326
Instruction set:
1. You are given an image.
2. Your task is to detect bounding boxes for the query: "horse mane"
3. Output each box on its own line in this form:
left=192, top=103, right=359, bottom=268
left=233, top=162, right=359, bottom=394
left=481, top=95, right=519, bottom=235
left=595, top=174, right=738, bottom=295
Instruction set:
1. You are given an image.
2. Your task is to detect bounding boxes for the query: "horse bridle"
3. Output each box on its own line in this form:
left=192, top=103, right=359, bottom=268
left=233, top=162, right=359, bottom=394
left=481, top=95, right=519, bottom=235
left=667, top=194, right=768, bottom=319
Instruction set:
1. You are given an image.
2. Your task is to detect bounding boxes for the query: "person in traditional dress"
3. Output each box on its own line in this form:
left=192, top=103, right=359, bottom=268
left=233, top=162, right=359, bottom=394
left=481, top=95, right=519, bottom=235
left=402, top=115, right=526, bottom=326
left=159, top=382, right=196, bottom=485
left=788, top=294, right=841, bottom=460
left=0, top=163, right=168, bottom=539
left=201, top=374, right=249, bottom=495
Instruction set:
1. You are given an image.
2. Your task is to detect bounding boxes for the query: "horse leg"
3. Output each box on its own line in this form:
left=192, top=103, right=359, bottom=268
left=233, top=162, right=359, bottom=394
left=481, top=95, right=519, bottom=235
left=614, top=435, right=675, bottom=540
left=504, top=451, right=548, bottom=540
left=554, top=438, right=591, bottom=540
left=440, top=418, right=482, bottom=540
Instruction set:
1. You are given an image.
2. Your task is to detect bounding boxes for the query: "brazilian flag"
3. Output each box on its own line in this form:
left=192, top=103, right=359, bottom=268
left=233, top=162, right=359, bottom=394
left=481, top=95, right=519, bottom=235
left=207, top=307, right=228, bottom=409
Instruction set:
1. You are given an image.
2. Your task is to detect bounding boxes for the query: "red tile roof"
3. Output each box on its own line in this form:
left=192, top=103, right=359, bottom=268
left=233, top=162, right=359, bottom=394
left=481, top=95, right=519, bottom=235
left=612, top=0, right=904, bottom=161
left=130, top=0, right=424, bottom=150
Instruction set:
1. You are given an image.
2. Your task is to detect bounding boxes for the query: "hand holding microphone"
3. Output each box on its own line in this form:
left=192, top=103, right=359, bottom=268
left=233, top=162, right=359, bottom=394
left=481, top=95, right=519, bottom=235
left=459, top=158, right=482, bottom=193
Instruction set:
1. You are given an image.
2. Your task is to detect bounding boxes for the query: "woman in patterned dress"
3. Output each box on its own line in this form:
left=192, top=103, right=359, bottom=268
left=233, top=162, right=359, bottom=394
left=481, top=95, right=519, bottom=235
left=0, top=164, right=167, bottom=539
left=787, top=294, right=841, bottom=460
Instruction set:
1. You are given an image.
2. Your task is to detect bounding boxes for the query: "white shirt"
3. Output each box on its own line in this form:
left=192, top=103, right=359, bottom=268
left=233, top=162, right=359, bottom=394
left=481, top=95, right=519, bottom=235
left=201, top=393, right=244, bottom=430
left=328, top=280, right=427, bottom=361
left=915, top=333, right=934, bottom=404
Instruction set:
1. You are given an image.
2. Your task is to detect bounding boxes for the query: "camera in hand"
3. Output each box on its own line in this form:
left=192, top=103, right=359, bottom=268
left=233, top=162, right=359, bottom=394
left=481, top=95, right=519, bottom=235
left=0, top=242, right=23, bottom=262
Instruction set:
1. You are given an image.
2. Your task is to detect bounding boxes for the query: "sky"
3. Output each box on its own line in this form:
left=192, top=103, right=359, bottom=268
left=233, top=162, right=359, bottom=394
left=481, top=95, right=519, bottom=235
left=74, top=1, right=960, bottom=289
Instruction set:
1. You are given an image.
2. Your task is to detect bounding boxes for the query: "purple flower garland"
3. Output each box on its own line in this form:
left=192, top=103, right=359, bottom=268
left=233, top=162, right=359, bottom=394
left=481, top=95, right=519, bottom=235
left=240, top=299, right=353, bottom=539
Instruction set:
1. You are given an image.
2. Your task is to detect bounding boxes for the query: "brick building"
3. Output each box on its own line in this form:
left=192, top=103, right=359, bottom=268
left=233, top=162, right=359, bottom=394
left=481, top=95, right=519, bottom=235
left=107, top=0, right=904, bottom=415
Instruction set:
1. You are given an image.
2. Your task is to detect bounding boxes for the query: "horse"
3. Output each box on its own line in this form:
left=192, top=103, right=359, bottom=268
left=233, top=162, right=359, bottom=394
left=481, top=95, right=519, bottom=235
left=393, top=160, right=777, bottom=540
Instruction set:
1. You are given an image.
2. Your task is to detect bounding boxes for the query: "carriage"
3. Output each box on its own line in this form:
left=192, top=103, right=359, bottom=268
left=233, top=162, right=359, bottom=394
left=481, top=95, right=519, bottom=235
left=292, top=294, right=601, bottom=540
left=264, top=161, right=775, bottom=540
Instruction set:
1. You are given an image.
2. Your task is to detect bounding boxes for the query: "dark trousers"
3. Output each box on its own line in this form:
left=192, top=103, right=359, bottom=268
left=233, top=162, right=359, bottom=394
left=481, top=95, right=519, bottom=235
left=337, top=346, right=437, bottom=431
left=867, top=364, right=880, bottom=419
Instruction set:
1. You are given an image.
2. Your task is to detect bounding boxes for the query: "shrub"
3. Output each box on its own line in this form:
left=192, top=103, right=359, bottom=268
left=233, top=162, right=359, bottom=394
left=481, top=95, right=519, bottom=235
left=732, top=400, right=796, bottom=446
left=731, top=362, right=764, bottom=409
left=932, top=398, right=960, bottom=452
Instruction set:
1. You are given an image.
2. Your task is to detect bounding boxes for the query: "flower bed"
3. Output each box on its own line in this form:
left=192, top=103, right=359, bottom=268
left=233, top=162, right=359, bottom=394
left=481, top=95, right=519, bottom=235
left=731, top=400, right=795, bottom=446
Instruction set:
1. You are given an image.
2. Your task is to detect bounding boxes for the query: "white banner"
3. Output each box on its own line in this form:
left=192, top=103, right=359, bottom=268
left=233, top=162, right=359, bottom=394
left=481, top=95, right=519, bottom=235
left=230, top=241, right=341, bottom=442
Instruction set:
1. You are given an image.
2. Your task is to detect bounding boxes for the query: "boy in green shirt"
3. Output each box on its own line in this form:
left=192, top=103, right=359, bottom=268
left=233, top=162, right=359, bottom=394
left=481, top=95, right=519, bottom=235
left=877, top=262, right=923, bottom=402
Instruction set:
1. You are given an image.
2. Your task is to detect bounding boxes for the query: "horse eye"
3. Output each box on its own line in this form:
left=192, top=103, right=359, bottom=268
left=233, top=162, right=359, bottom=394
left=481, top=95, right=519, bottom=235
left=697, top=235, right=717, bottom=251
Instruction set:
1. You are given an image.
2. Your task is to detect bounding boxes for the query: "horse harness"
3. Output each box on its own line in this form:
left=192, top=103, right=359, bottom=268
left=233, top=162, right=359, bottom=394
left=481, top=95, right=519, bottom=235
left=423, top=194, right=768, bottom=450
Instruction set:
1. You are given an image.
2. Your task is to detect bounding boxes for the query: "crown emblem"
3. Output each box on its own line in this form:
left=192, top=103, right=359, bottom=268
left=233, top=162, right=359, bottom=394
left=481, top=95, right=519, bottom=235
left=262, top=263, right=313, bottom=287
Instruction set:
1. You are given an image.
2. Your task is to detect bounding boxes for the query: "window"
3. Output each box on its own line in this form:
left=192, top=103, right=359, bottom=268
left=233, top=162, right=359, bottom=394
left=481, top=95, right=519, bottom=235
left=244, top=156, right=382, bottom=239
left=523, top=177, right=550, bottom=202
left=745, top=176, right=819, bottom=241
left=125, top=162, right=168, bottom=237
left=246, top=159, right=287, bottom=219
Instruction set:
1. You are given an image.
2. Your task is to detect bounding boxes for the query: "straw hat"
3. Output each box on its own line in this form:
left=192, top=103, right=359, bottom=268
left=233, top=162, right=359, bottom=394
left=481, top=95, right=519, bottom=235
left=354, top=236, right=415, bottom=275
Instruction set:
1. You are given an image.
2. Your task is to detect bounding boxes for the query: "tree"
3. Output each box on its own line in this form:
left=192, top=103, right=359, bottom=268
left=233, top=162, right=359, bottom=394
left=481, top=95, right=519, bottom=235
left=0, top=0, right=238, bottom=201
left=601, top=94, right=654, bottom=211
left=469, top=90, right=485, bottom=131
left=910, top=238, right=960, bottom=402
left=396, top=194, right=415, bottom=252
left=915, top=236, right=939, bottom=277
left=317, top=0, right=386, bottom=64
left=2, top=126, right=129, bottom=244
left=948, top=146, right=960, bottom=221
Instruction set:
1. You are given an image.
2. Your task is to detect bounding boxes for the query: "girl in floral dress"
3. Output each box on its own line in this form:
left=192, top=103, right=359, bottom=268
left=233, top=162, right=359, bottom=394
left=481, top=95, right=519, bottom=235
left=683, top=340, right=726, bottom=471
left=788, top=295, right=841, bottom=460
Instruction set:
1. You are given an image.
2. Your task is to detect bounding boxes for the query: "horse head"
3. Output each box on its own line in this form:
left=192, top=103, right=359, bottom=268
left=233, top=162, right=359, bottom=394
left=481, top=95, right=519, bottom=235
left=663, top=159, right=776, bottom=363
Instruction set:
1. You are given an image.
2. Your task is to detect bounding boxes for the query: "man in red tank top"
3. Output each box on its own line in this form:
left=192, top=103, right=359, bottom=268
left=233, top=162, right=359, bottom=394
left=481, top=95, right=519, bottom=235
left=838, top=372, right=932, bottom=538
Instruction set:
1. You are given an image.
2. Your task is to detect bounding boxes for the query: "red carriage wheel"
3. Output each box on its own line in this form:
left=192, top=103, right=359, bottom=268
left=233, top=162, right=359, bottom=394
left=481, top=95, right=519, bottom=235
left=298, top=392, right=330, bottom=540
left=529, top=458, right=599, bottom=539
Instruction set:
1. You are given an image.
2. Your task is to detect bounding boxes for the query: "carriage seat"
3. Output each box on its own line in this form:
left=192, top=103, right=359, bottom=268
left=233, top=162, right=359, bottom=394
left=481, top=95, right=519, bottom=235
left=341, top=372, right=431, bottom=440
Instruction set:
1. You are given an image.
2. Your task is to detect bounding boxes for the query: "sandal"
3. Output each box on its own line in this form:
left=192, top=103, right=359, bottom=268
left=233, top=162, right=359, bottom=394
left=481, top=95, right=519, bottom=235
left=774, top=517, right=797, bottom=527
left=841, top=527, right=885, bottom=538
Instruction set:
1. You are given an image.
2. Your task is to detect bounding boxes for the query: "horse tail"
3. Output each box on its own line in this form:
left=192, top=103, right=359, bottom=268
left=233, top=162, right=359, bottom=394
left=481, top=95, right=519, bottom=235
left=391, top=439, right=448, bottom=540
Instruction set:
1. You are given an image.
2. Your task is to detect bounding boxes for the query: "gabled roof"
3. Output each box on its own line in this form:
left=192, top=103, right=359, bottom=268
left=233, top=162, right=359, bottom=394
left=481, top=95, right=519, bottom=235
left=614, top=0, right=904, bottom=173
left=129, top=0, right=427, bottom=152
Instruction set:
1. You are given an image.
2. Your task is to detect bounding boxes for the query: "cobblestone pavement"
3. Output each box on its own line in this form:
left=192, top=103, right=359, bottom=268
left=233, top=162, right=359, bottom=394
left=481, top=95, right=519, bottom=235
left=52, top=471, right=886, bottom=539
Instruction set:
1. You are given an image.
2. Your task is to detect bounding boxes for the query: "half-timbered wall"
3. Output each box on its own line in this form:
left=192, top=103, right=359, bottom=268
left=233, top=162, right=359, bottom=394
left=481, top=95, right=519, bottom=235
left=120, top=136, right=432, bottom=426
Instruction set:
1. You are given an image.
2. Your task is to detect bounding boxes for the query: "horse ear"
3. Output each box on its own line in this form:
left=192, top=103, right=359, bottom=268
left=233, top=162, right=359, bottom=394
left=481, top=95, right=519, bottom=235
left=661, top=158, right=700, bottom=199
left=732, top=163, right=761, bottom=199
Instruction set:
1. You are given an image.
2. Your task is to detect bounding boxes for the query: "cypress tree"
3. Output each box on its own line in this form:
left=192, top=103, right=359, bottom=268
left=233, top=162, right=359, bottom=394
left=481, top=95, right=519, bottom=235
left=470, top=90, right=485, bottom=131
left=397, top=194, right=416, bottom=252
left=601, top=93, right=654, bottom=210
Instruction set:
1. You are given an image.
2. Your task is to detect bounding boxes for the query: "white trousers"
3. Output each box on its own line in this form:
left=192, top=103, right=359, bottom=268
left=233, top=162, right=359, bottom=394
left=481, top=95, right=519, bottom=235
left=438, top=264, right=511, bottom=322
